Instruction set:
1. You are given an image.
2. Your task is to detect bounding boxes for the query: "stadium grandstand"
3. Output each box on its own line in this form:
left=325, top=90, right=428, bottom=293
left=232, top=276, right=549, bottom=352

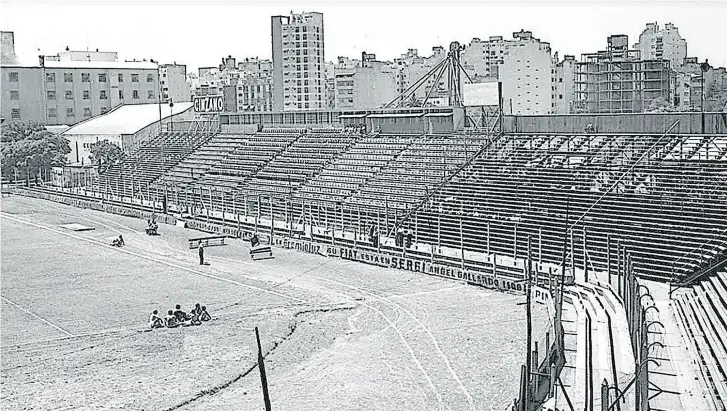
left=6, top=51, right=727, bottom=409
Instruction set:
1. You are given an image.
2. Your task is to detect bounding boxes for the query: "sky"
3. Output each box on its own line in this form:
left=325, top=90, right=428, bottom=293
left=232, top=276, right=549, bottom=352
left=2, top=0, right=726, bottom=73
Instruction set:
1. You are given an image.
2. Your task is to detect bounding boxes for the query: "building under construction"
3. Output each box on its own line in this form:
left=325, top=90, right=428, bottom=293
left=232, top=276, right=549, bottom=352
left=574, top=35, right=673, bottom=113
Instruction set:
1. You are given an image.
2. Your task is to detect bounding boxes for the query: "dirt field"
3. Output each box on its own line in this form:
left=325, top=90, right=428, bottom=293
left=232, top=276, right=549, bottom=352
left=0, top=196, right=549, bottom=411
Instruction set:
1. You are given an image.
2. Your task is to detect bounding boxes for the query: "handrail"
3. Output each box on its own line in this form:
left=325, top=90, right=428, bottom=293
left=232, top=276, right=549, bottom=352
left=670, top=227, right=727, bottom=277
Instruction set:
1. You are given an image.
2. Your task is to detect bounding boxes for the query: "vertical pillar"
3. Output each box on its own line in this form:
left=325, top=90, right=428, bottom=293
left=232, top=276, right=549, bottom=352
left=269, top=196, right=274, bottom=240
left=486, top=221, right=491, bottom=256
left=514, top=223, right=518, bottom=259
left=583, top=226, right=588, bottom=283
left=606, top=234, right=612, bottom=286
left=538, top=228, right=543, bottom=263
left=459, top=217, right=465, bottom=269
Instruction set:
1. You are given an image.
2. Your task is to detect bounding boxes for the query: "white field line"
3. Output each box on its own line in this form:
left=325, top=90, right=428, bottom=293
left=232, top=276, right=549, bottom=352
left=0, top=296, right=74, bottom=338
left=313, top=275, right=474, bottom=410
left=0, top=212, right=307, bottom=304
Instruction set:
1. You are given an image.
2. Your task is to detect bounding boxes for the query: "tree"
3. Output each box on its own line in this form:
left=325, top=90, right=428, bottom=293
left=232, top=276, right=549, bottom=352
left=645, top=97, right=676, bottom=113
left=1, top=120, right=70, bottom=182
left=403, top=95, right=423, bottom=108
left=89, top=140, right=123, bottom=173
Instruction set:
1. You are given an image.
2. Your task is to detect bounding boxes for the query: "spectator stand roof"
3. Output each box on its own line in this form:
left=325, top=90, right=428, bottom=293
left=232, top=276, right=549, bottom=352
left=62, top=102, right=193, bottom=136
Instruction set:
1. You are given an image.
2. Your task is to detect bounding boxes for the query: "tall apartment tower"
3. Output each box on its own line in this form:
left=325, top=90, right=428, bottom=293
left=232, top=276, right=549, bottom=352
left=271, top=11, right=325, bottom=111
left=634, top=22, right=687, bottom=69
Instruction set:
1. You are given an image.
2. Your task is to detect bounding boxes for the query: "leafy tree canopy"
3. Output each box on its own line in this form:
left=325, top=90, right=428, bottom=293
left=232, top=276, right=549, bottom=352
left=89, top=140, right=123, bottom=173
left=1, top=120, right=70, bottom=181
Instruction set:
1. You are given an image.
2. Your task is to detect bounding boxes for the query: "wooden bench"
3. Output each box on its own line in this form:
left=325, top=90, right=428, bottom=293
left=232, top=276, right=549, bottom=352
left=250, top=245, right=274, bottom=260
left=189, top=235, right=227, bottom=249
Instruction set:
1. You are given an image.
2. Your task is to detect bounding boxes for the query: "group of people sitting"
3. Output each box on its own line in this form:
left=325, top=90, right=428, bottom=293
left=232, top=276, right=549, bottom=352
left=111, top=235, right=125, bottom=247
left=149, top=303, right=211, bottom=329
left=145, top=219, right=159, bottom=236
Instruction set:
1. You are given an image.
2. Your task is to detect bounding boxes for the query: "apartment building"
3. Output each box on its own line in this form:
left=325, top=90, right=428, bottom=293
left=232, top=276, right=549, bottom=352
left=159, top=63, right=191, bottom=103
left=552, top=54, right=576, bottom=114
left=334, top=54, right=396, bottom=110
left=271, top=11, right=326, bottom=111
left=634, top=22, right=688, bottom=69
left=499, top=38, right=554, bottom=115
left=574, top=35, right=672, bottom=113
left=1, top=59, right=160, bottom=125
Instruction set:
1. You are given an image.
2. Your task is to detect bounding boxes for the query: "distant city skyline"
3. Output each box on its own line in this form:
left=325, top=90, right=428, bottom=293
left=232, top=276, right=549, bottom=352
left=2, top=0, right=726, bottom=71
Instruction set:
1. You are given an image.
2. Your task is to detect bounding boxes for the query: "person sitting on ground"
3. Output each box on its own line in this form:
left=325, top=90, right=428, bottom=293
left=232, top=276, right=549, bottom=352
left=149, top=310, right=164, bottom=329
left=186, top=303, right=202, bottom=326
left=165, top=310, right=179, bottom=328
left=118, top=235, right=125, bottom=246
left=200, top=306, right=211, bottom=322
left=173, top=304, right=188, bottom=323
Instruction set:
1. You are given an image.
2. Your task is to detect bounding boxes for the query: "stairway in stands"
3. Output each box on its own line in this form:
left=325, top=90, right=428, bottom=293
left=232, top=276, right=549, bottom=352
left=672, top=268, right=727, bottom=411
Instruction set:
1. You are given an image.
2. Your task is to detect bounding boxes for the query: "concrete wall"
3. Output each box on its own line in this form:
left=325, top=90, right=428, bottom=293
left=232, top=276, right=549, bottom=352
left=503, top=112, right=727, bottom=134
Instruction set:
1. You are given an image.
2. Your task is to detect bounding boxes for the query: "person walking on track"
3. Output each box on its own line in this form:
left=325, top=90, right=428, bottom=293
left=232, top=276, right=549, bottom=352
left=199, top=244, right=205, bottom=265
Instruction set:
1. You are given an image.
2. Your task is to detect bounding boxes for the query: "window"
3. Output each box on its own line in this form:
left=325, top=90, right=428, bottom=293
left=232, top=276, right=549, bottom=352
left=11, top=108, right=20, bottom=119
left=559, top=94, right=563, bottom=100
left=66, top=107, right=75, bottom=117
left=48, top=108, right=57, bottom=117
left=100, top=107, right=109, bottom=114
left=84, top=107, right=92, bottom=117
left=83, top=90, right=90, bottom=99
left=100, top=90, right=107, bottom=99
left=47, top=90, right=56, bottom=100
left=131, top=74, right=139, bottom=82
left=147, top=90, right=154, bottom=99
left=64, top=73, right=73, bottom=82
left=46, top=73, right=56, bottom=82
left=118, top=73, right=124, bottom=82
left=98, top=73, right=107, bottom=82
left=10, top=90, right=19, bottom=100
left=119, top=90, right=124, bottom=99
left=133, top=90, right=139, bottom=99
left=146, top=74, right=153, bottom=82
left=65, top=91, right=74, bottom=99
left=8, top=72, right=19, bottom=82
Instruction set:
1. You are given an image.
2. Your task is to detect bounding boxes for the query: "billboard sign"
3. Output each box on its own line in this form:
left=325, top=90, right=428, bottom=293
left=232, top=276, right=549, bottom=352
left=194, top=95, right=224, bottom=113
left=463, top=82, right=500, bottom=107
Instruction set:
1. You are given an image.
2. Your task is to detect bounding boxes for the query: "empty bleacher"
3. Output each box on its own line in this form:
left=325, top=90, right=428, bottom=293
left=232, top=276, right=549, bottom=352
left=673, top=268, right=727, bottom=410
left=98, top=131, right=215, bottom=196
left=346, top=135, right=488, bottom=210
left=194, top=131, right=300, bottom=190
left=241, top=131, right=358, bottom=197
left=404, top=133, right=727, bottom=282
left=155, top=133, right=249, bottom=187
left=295, top=134, right=418, bottom=204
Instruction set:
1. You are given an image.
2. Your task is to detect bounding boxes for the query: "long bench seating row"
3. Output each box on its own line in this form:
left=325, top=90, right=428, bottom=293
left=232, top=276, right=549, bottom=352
left=294, top=135, right=416, bottom=203
left=673, top=269, right=727, bottom=411
left=345, top=135, right=488, bottom=208
left=401, top=133, right=727, bottom=282
left=98, top=132, right=215, bottom=196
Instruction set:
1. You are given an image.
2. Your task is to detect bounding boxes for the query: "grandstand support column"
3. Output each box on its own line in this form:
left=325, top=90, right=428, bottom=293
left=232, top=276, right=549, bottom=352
left=221, top=191, right=226, bottom=222
left=376, top=209, right=381, bottom=253
left=459, top=217, right=465, bottom=269
left=206, top=187, right=211, bottom=222
left=385, top=200, right=389, bottom=234
left=437, top=213, right=441, bottom=251
left=243, top=194, right=248, bottom=220
left=486, top=222, right=490, bottom=256
left=269, top=196, right=274, bottom=241
left=255, top=195, right=260, bottom=234
left=570, top=227, right=575, bottom=281
left=617, top=241, right=622, bottom=296
left=302, top=200, right=307, bottom=238
left=583, top=227, right=588, bottom=283
left=524, top=236, right=533, bottom=411
left=606, top=235, right=612, bottom=287
left=514, top=223, right=519, bottom=259
left=538, top=228, right=542, bottom=263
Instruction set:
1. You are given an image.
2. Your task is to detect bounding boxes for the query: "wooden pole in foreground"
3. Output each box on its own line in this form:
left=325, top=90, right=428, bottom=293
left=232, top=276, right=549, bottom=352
left=255, top=327, right=272, bottom=411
